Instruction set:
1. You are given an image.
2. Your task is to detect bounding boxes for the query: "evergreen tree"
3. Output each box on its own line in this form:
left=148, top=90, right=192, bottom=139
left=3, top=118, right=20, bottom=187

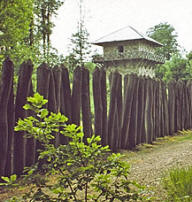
left=66, top=0, right=91, bottom=72
left=69, top=24, right=91, bottom=67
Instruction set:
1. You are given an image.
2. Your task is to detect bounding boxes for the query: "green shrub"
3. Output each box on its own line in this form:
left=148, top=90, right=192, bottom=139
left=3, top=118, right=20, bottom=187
left=2, top=93, right=145, bottom=201
left=163, top=166, right=192, bottom=201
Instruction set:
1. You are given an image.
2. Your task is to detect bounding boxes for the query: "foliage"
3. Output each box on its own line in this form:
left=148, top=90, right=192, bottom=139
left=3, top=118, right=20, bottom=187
left=147, top=22, right=192, bottom=81
left=34, top=0, right=64, bottom=58
left=6, top=93, right=144, bottom=201
left=63, top=53, right=78, bottom=74
left=0, top=175, right=17, bottom=187
left=84, top=62, right=96, bottom=73
left=0, top=0, right=33, bottom=49
left=155, top=52, right=192, bottom=82
left=0, top=0, right=35, bottom=68
left=38, top=47, right=65, bottom=67
left=68, top=23, right=91, bottom=69
left=163, top=166, right=192, bottom=201
left=67, top=0, right=91, bottom=68
left=0, top=0, right=65, bottom=69
left=147, top=22, right=179, bottom=60
left=63, top=54, right=96, bottom=80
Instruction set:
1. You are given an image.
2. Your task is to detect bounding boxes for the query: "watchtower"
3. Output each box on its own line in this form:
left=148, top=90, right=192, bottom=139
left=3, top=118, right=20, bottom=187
left=93, top=26, right=164, bottom=77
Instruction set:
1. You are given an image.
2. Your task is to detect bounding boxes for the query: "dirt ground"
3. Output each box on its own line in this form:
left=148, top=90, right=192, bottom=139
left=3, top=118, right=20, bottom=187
left=122, top=134, right=192, bottom=201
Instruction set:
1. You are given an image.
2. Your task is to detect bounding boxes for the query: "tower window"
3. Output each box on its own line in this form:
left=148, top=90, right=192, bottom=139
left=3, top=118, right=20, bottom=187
left=118, top=45, right=124, bottom=53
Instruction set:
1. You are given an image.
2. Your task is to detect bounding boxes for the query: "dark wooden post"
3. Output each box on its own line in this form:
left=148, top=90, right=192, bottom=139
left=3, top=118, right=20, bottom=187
left=180, top=81, right=184, bottom=130
left=152, top=80, right=157, bottom=140
left=159, top=80, right=164, bottom=137
left=150, top=78, right=155, bottom=142
left=25, top=82, right=36, bottom=167
left=60, top=65, right=72, bottom=145
left=0, top=58, right=14, bottom=177
left=81, top=67, right=92, bottom=139
left=93, top=67, right=103, bottom=137
left=124, top=75, right=129, bottom=99
left=141, top=77, right=147, bottom=143
left=111, top=72, right=122, bottom=151
left=60, top=65, right=72, bottom=123
left=128, top=75, right=139, bottom=149
left=116, top=73, right=123, bottom=148
left=183, top=81, right=190, bottom=130
left=48, top=70, right=57, bottom=113
left=186, top=80, right=192, bottom=129
left=136, top=77, right=145, bottom=145
left=71, top=66, right=82, bottom=126
left=168, top=80, right=176, bottom=135
left=107, top=72, right=119, bottom=150
left=100, top=68, right=108, bottom=145
left=121, top=74, right=136, bottom=149
left=5, top=71, right=15, bottom=177
left=48, top=70, right=58, bottom=145
left=112, top=106, right=119, bottom=152
left=36, top=63, right=51, bottom=160
left=180, top=81, right=188, bottom=130
left=175, top=81, right=182, bottom=131
left=154, top=80, right=160, bottom=138
left=14, top=60, right=33, bottom=175
left=161, top=81, right=169, bottom=136
left=37, top=63, right=51, bottom=100
left=53, top=66, right=62, bottom=113
left=152, top=79, right=157, bottom=141
left=52, top=66, right=62, bottom=146
left=144, top=78, right=153, bottom=144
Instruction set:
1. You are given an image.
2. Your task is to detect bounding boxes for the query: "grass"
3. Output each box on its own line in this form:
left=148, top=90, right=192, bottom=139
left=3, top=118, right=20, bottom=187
left=121, top=130, right=192, bottom=156
left=163, top=166, right=192, bottom=202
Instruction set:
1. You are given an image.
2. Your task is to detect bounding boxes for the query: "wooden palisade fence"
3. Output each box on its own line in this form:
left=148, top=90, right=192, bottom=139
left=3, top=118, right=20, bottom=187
left=1, top=58, right=192, bottom=177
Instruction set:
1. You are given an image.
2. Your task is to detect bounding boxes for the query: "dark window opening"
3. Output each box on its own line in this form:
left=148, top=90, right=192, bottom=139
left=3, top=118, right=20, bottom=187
left=118, top=45, right=124, bottom=53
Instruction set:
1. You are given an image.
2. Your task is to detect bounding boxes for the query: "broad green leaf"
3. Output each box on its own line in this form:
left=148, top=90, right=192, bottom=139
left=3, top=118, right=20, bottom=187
left=10, top=174, right=17, bottom=182
left=1, top=176, right=10, bottom=183
left=40, top=109, right=48, bottom=118
left=23, top=104, right=31, bottom=110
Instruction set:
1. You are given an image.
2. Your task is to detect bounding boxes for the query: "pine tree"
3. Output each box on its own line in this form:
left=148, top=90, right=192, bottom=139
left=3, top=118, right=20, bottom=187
left=67, top=0, right=91, bottom=69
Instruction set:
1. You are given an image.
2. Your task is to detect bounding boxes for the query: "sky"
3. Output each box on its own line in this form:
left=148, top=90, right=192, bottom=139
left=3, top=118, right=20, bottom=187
left=51, top=0, right=192, bottom=56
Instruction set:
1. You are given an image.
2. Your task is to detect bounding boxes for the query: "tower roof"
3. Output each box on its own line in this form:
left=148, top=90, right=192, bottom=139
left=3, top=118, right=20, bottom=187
left=93, top=25, right=163, bottom=47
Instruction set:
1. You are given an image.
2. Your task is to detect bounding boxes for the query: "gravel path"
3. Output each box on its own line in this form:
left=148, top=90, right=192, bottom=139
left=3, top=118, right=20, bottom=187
left=123, top=138, right=192, bottom=201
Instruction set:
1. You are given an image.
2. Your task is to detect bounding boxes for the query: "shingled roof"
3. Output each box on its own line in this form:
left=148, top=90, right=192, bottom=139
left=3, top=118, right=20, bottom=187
left=93, top=25, right=163, bottom=47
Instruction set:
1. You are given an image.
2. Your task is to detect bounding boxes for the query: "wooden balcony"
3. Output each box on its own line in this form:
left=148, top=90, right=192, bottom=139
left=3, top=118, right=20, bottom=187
left=93, top=50, right=165, bottom=64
